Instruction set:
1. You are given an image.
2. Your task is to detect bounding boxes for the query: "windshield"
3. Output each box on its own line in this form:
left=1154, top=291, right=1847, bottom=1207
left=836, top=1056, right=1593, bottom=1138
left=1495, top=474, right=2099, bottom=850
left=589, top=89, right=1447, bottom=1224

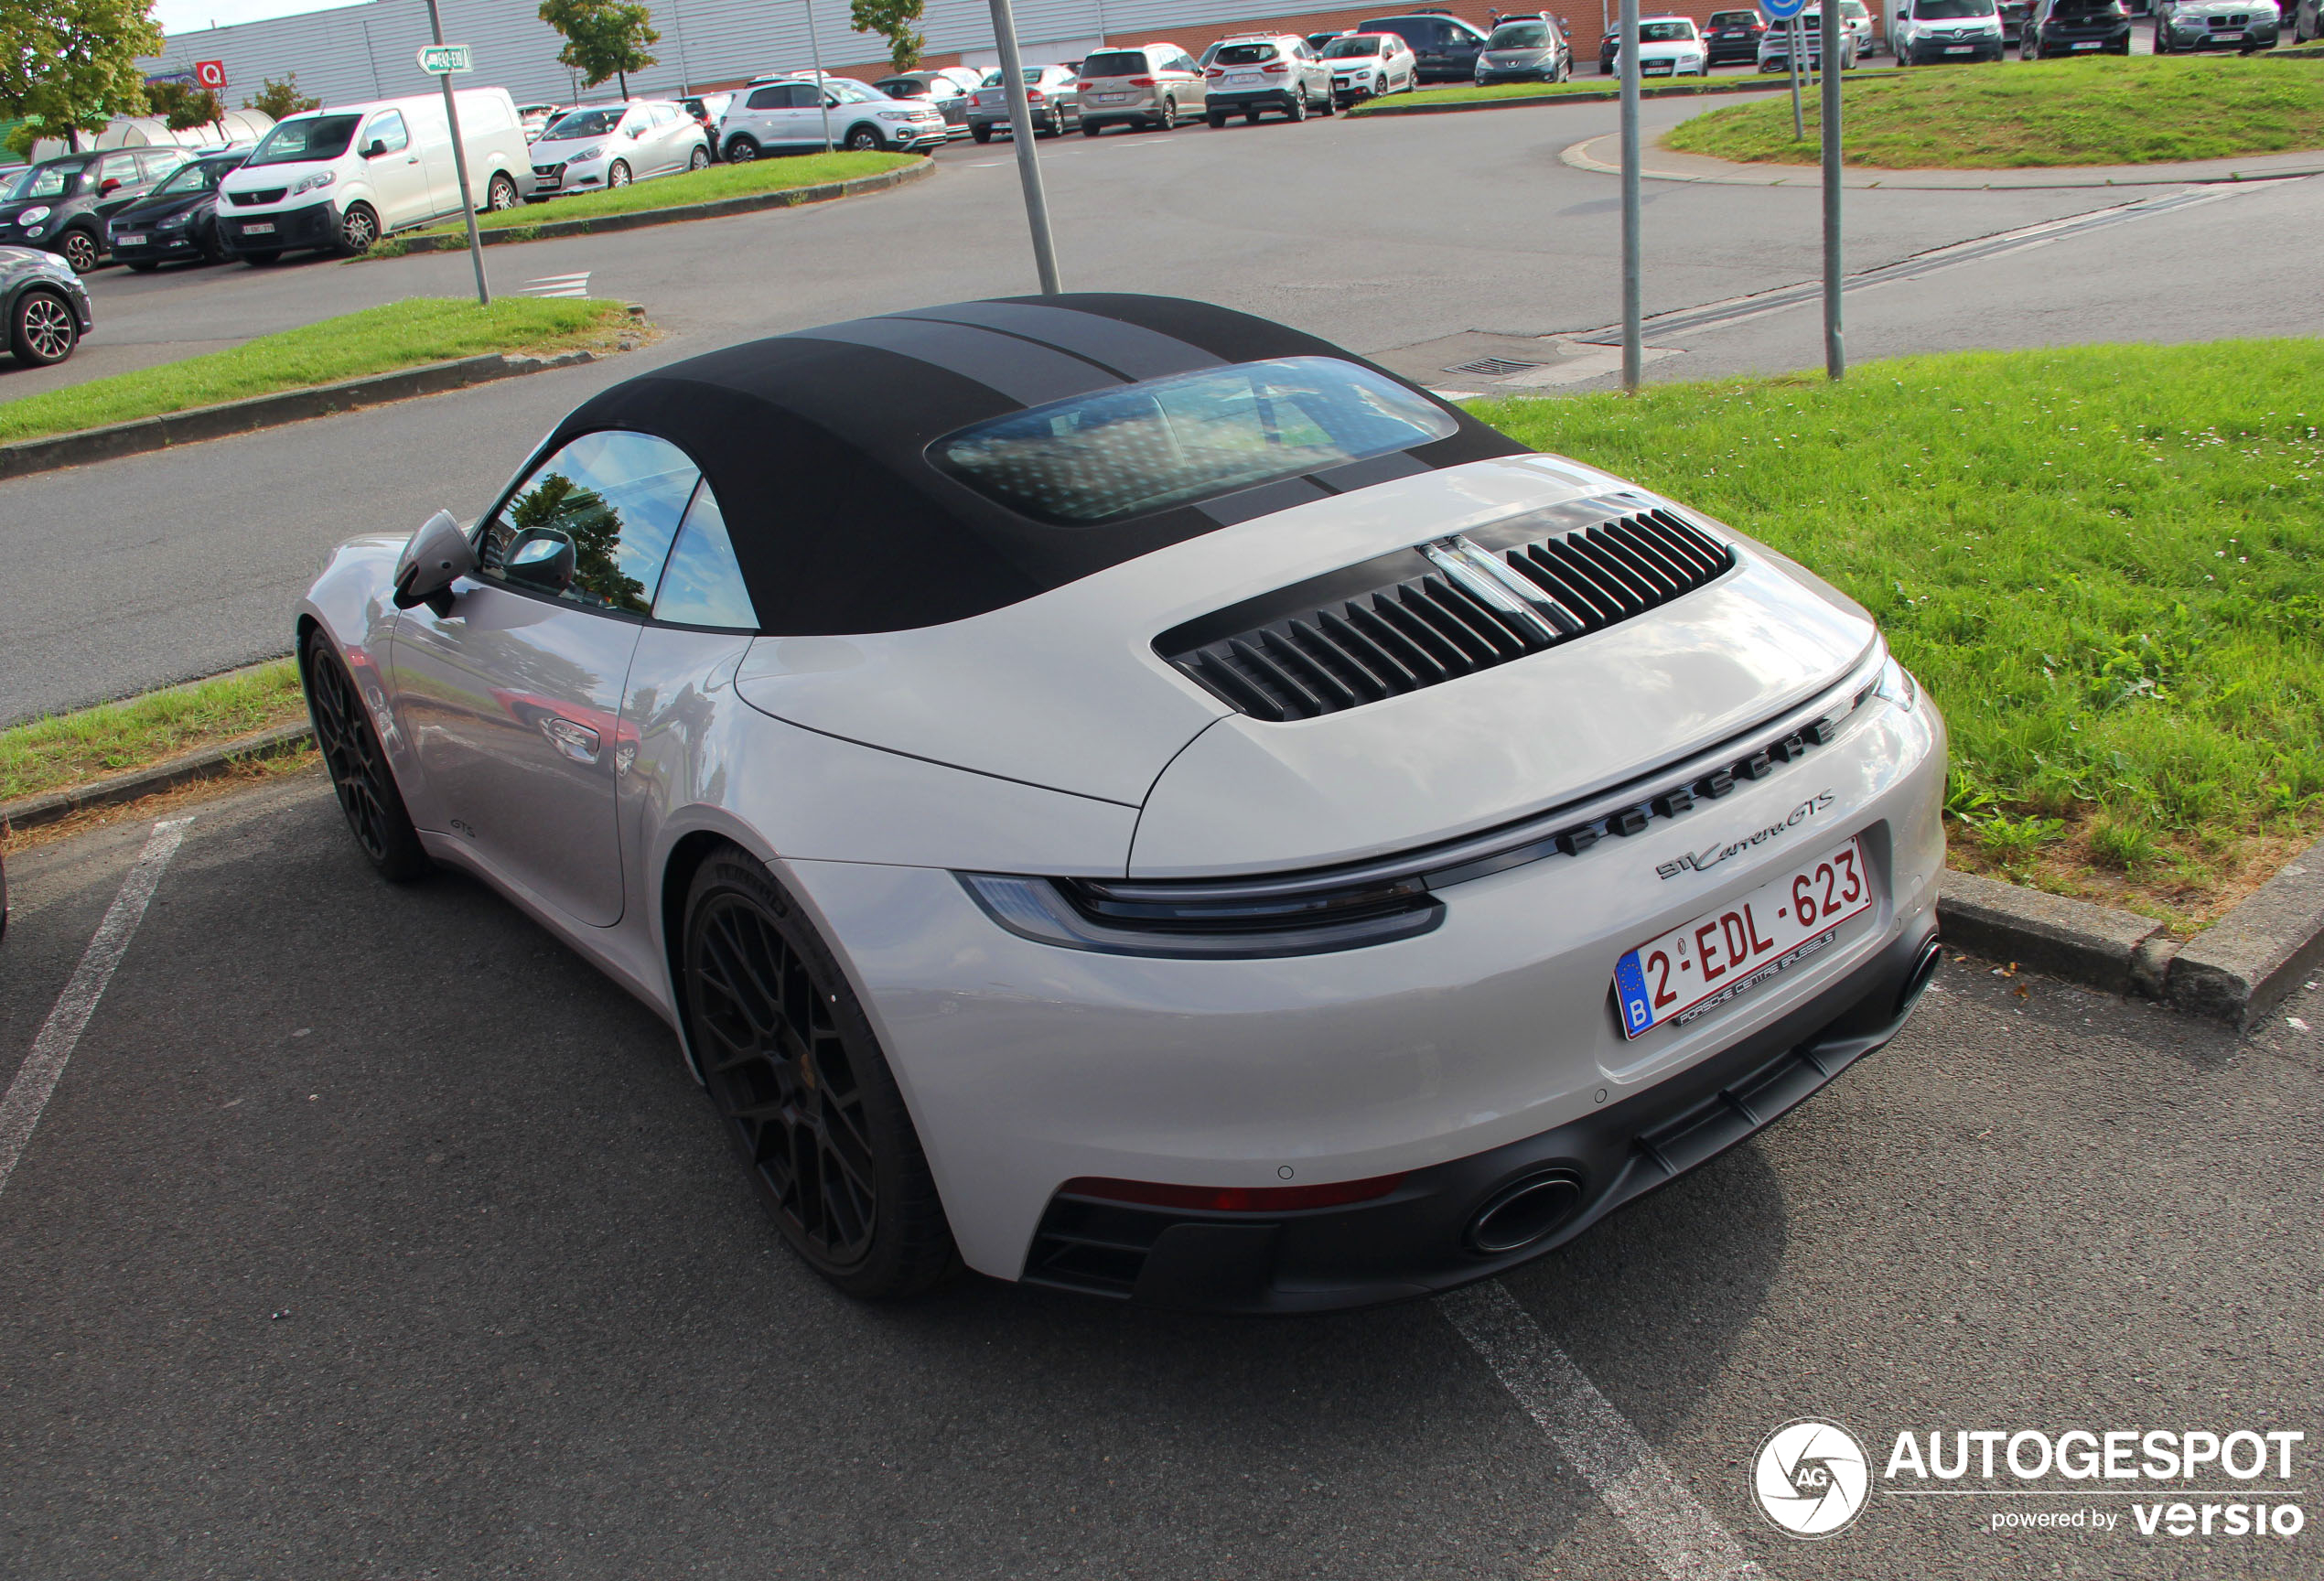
left=1489, top=21, right=1551, bottom=45
left=877, top=78, right=928, bottom=94
left=1080, top=50, right=1150, bottom=75
left=151, top=158, right=237, bottom=198
left=932, top=358, right=1458, bottom=527
left=3, top=162, right=85, bottom=200
left=543, top=108, right=622, bottom=139
left=1323, top=34, right=1387, bottom=54
left=1215, top=42, right=1282, bottom=63
left=1913, top=0, right=1996, bottom=12
left=247, top=113, right=362, bottom=167
left=1709, top=10, right=1759, bottom=21
left=1639, top=20, right=1695, bottom=39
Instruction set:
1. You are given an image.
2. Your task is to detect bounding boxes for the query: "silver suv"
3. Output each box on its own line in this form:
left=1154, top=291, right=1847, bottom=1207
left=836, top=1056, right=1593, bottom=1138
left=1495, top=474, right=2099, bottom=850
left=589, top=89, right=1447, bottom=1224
left=1203, top=35, right=1335, bottom=125
left=1077, top=42, right=1208, bottom=134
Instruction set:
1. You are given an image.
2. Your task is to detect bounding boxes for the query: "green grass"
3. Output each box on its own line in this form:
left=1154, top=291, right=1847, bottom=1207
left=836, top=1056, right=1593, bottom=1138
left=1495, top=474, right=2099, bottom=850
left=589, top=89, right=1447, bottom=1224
left=1, top=661, right=306, bottom=806
left=0, top=296, right=629, bottom=446
left=412, top=149, right=920, bottom=238
left=1665, top=54, right=2324, bottom=167
left=1470, top=340, right=2324, bottom=925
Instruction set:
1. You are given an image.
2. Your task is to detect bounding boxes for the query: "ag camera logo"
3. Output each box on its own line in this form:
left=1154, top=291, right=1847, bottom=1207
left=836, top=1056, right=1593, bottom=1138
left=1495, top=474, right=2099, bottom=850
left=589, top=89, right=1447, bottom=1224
left=1754, top=1418, right=1871, bottom=1538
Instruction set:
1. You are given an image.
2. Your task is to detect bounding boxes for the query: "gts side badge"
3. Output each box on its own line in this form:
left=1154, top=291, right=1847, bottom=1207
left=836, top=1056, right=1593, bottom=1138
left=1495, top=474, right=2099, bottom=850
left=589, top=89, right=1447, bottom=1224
left=1658, top=790, right=1835, bottom=880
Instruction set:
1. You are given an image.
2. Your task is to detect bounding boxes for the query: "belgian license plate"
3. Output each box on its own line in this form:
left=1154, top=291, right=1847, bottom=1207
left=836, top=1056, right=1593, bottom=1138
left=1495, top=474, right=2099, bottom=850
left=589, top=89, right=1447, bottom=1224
left=2072, top=38, right=2102, bottom=47
left=1095, top=91, right=1130, bottom=102
left=242, top=221, right=275, bottom=234
left=2212, top=28, right=2243, bottom=38
left=115, top=233, right=146, bottom=246
left=1229, top=70, right=1263, bottom=84
left=1613, top=836, right=1873, bottom=1038
left=1945, top=43, right=1974, bottom=50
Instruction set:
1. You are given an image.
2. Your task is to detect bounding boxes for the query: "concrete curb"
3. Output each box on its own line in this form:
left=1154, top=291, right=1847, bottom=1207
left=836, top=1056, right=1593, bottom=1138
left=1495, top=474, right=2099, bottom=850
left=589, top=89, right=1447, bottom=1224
left=1936, top=868, right=2168, bottom=998
left=2165, top=840, right=2324, bottom=1027
left=0, top=721, right=315, bottom=835
left=1560, top=129, right=2324, bottom=189
left=0, top=347, right=600, bottom=483
left=1349, top=73, right=1899, bottom=118
left=383, top=156, right=933, bottom=254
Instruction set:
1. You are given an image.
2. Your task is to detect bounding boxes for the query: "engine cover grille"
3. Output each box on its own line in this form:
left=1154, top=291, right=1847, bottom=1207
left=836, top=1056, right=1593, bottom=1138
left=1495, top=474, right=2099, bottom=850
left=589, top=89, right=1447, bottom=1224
left=1157, top=500, right=1737, bottom=722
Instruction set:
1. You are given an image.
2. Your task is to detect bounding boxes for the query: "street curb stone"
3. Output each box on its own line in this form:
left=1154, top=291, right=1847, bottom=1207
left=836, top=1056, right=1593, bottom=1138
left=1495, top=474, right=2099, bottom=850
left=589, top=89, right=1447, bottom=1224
left=384, top=156, right=933, bottom=254
left=0, top=722, right=315, bottom=835
left=1936, top=867, right=2165, bottom=997
left=0, top=349, right=597, bottom=484
left=2165, top=835, right=2324, bottom=1028
left=1349, top=72, right=1901, bottom=118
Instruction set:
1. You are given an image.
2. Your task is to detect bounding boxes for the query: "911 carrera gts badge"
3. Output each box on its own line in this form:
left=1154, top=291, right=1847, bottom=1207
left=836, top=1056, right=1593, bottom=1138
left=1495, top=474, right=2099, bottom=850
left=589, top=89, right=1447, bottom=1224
left=1657, top=790, right=1835, bottom=879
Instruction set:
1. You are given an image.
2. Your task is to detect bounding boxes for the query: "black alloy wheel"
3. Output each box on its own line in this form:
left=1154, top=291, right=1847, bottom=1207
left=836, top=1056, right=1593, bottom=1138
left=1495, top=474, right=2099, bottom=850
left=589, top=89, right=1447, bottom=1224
left=199, top=220, right=232, bottom=263
left=9, top=288, right=78, bottom=365
left=303, top=629, right=429, bottom=880
left=487, top=172, right=520, bottom=210
left=337, top=201, right=380, bottom=255
left=58, top=230, right=100, bottom=273
left=726, top=135, right=761, bottom=160
left=845, top=124, right=881, bottom=151
left=682, top=847, right=958, bottom=1298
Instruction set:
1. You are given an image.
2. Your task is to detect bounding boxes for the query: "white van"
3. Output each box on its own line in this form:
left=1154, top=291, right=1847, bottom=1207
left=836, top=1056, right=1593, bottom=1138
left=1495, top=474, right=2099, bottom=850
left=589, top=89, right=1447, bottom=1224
left=215, top=89, right=530, bottom=263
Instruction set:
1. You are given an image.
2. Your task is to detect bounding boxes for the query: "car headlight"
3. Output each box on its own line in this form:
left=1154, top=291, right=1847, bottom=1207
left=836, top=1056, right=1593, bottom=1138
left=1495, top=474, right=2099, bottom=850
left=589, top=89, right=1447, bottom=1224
left=573, top=145, right=604, bottom=162
left=157, top=212, right=189, bottom=228
left=1876, top=655, right=1921, bottom=713
left=291, top=170, right=336, bottom=195
left=877, top=108, right=912, bottom=120
left=17, top=206, right=49, bottom=225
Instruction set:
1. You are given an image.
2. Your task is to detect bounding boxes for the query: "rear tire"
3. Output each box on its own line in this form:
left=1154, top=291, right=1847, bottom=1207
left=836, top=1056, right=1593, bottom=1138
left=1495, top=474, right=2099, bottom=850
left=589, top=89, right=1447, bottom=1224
left=303, top=629, right=429, bottom=883
left=8, top=287, right=78, bottom=365
left=1287, top=90, right=1307, bottom=122
left=1207, top=109, right=1227, bottom=127
left=682, top=844, right=959, bottom=1300
left=1157, top=95, right=1178, bottom=128
left=971, top=124, right=993, bottom=142
left=1084, top=118, right=1103, bottom=134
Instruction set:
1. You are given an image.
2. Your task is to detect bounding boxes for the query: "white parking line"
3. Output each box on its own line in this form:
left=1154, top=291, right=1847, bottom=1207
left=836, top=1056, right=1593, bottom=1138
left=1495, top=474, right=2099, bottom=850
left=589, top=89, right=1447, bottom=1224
left=1440, top=1281, right=1764, bottom=1581
left=523, top=272, right=594, bottom=298
left=0, top=819, right=190, bottom=1200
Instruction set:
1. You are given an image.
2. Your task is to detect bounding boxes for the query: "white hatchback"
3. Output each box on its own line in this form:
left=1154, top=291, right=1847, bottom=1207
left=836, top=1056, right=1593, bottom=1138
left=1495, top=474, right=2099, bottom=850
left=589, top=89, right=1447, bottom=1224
left=528, top=101, right=708, bottom=198
left=1615, top=16, right=1712, bottom=74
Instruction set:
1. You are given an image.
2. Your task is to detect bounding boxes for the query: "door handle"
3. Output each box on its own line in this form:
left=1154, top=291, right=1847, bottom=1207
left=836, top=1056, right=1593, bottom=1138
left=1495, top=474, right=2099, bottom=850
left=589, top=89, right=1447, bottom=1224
left=542, top=715, right=601, bottom=763
left=406, top=155, right=420, bottom=163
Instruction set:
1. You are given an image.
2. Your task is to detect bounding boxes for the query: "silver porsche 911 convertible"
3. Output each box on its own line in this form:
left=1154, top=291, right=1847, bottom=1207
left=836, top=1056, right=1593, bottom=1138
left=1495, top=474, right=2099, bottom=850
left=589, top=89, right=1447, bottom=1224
left=299, top=294, right=1945, bottom=1311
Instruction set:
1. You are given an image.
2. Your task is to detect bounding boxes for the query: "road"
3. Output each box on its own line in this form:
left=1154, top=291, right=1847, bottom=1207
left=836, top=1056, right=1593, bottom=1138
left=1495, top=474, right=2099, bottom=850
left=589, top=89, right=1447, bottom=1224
left=4, top=77, right=2321, bottom=726
left=1, top=776, right=2317, bottom=1579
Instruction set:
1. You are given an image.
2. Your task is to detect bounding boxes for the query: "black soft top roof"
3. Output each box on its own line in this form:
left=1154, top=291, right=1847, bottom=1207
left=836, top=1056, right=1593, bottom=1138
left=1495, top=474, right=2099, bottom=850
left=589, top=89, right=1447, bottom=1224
left=542, top=293, right=1522, bottom=635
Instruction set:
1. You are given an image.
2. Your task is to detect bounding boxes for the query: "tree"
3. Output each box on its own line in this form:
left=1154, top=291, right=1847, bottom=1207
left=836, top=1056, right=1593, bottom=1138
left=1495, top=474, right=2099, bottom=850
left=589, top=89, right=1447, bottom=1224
left=243, top=74, right=320, bottom=120
left=537, top=0, right=660, bottom=100
left=0, top=0, right=166, bottom=153
left=849, top=0, right=925, bottom=73
left=146, top=79, right=225, bottom=135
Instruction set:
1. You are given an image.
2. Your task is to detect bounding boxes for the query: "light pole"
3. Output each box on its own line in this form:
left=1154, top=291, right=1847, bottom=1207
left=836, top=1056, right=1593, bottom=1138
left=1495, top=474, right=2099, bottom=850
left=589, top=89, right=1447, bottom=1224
left=988, top=0, right=1062, bottom=294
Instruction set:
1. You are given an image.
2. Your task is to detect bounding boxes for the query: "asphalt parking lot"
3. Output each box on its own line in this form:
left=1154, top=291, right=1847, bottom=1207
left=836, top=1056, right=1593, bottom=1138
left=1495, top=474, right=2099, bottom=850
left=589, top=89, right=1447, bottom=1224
left=2, top=776, right=2318, bottom=1579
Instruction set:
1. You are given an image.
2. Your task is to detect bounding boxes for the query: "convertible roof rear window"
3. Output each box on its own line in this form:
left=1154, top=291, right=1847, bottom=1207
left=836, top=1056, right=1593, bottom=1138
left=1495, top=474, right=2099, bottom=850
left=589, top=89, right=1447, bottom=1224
left=930, top=357, right=1458, bottom=526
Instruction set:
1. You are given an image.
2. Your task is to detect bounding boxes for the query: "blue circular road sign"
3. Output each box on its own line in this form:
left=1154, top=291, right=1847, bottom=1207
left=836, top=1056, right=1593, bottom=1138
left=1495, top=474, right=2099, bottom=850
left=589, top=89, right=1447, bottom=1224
left=1764, top=0, right=1809, bottom=16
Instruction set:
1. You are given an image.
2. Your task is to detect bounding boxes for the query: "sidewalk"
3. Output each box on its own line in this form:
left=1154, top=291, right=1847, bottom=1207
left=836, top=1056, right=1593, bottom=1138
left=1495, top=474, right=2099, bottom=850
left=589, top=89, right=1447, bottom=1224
left=1561, top=128, right=2324, bottom=188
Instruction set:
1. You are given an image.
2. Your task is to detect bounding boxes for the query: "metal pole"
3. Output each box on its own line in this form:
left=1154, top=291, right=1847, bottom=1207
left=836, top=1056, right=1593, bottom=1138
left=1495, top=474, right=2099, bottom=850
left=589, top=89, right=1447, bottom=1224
left=1619, top=0, right=1640, bottom=390
left=1788, top=14, right=1803, bottom=139
left=989, top=0, right=1063, bottom=294
left=1821, top=1, right=1844, bottom=379
left=425, top=0, right=490, bottom=306
left=804, top=0, right=833, bottom=153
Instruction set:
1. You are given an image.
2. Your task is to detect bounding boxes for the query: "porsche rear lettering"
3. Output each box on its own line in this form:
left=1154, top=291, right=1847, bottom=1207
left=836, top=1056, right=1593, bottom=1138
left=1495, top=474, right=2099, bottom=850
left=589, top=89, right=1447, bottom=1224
left=1658, top=790, right=1835, bottom=880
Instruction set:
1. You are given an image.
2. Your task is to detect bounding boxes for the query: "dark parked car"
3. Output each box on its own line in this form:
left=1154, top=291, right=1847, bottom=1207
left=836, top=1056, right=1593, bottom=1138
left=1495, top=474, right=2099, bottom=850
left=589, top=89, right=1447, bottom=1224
left=1361, top=10, right=1496, bottom=80
left=1475, top=14, right=1574, bottom=81
left=2, top=244, right=93, bottom=366
left=1704, top=7, right=1770, bottom=61
left=105, top=150, right=248, bottom=270
left=873, top=70, right=974, bottom=135
left=0, top=146, right=191, bottom=274
left=1599, top=27, right=1622, bottom=69
left=2153, top=0, right=2279, bottom=49
left=2023, top=0, right=2134, bottom=52
left=680, top=93, right=733, bottom=155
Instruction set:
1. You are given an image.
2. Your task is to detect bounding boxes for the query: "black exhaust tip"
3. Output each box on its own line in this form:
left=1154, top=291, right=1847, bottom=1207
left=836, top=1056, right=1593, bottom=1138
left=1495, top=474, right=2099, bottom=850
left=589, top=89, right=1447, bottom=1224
left=1466, top=1168, right=1586, bottom=1254
left=1898, top=935, right=1943, bottom=1016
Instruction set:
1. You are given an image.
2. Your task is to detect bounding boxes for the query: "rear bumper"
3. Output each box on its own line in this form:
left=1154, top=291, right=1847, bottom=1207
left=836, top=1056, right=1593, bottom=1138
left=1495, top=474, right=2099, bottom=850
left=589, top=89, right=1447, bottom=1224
left=1028, top=915, right=1942, bottom=1313
left=1210, top=88, right=1303, bottom=110
left=219, top=200, right=338, bottom=253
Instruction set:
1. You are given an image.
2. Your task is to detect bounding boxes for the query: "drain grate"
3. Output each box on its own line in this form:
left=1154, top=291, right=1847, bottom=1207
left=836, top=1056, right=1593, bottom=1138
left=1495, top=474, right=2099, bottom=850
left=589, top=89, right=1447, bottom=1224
left=1443, top=356, right=1544, bottom=379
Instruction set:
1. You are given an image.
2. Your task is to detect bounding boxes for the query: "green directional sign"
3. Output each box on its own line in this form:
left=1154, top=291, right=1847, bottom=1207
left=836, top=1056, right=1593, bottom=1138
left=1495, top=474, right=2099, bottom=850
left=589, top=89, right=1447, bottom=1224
left=416, top=43, right=473, bottom=73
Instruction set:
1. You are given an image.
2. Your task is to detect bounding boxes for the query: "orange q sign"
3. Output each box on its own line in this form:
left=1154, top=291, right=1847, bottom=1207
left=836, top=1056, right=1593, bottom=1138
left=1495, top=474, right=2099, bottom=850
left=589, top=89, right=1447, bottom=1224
left=195, top=59, right=228, bottom=89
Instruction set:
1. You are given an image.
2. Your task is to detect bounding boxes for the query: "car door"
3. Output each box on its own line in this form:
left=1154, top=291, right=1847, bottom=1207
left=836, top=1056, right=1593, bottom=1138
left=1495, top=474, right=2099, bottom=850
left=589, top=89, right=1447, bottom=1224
left=90, top=151, right=144, bottom=227
left=359, top=109, right=431, bottom=229
left=388, top=430, right=699, bottom=928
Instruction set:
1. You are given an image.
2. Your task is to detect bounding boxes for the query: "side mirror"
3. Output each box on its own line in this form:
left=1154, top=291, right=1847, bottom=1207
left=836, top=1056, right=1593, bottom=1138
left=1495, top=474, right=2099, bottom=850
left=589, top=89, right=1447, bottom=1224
left=363, top=138, right=388, bottom=158
left=99, top=177, right=122, bottom=197
left=502, top=529, right=576, bottom=595
left=392, top=510, right=479, bottom=613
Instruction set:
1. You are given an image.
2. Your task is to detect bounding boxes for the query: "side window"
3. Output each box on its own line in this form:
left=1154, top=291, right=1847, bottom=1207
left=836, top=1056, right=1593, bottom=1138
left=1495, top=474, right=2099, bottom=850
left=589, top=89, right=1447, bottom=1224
left=98, top=152, right=139, bottom=188
left=651, top=484, right=759, bottom=629
left=136, top=148, right=188, bottom=182
left=369, top=110, right=410, bottom=154
left=746, top=85, right=785, bottom=110
left=480, top=431, right=700, bottom=616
